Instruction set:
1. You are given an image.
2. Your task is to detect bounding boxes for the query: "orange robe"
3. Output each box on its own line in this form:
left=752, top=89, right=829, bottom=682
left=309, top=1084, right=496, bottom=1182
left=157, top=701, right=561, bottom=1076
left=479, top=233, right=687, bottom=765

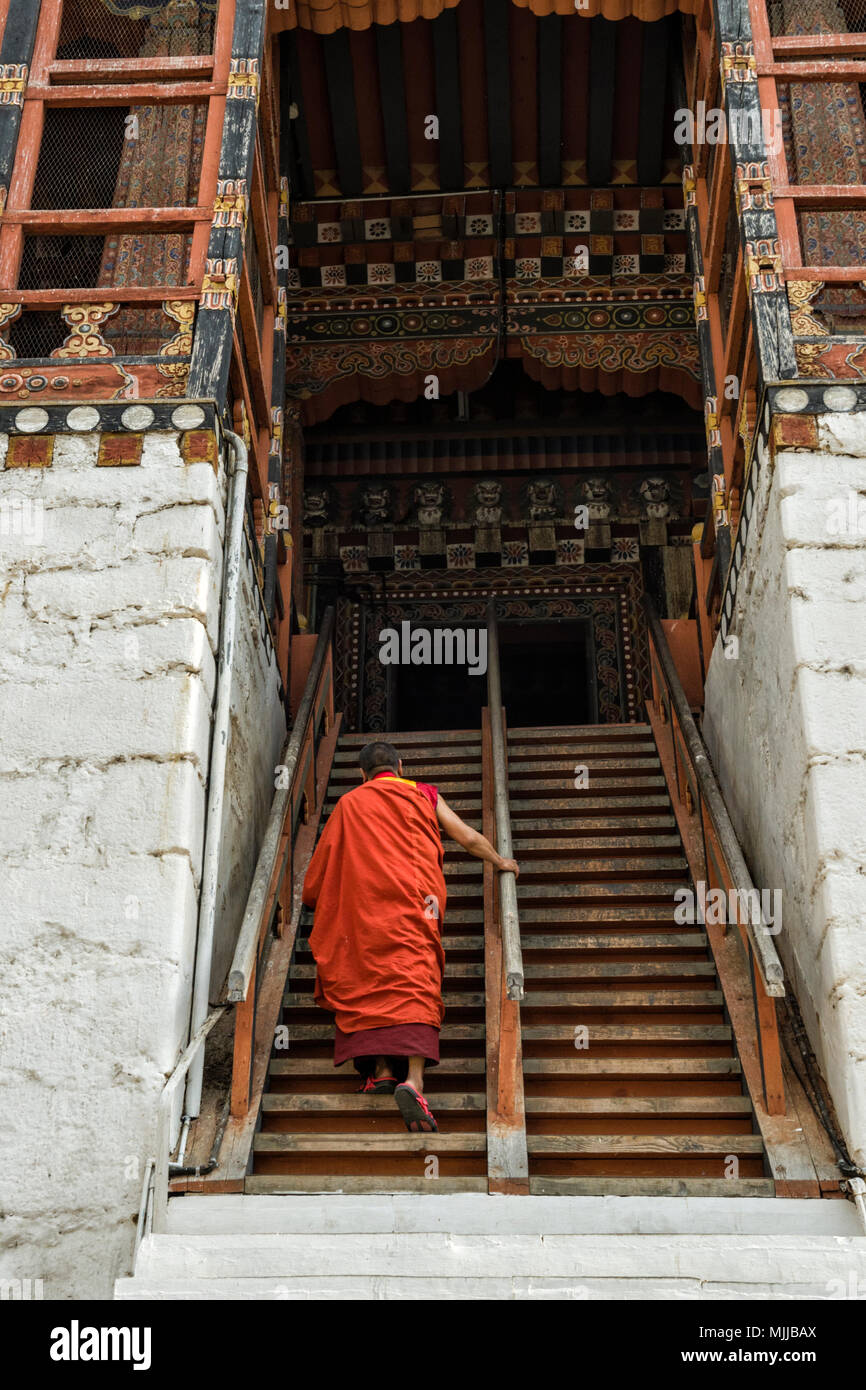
left=301, top=775, right=447, bottom=1033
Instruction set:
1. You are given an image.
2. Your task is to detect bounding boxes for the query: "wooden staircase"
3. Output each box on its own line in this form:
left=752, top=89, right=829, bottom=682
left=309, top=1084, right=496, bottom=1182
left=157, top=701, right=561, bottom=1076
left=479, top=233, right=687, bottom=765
left=508, top=724, right=770, bottom=1196
left=246, top=722, right=771, bottom=1196
left=248, top=729, right=490, bottom=1193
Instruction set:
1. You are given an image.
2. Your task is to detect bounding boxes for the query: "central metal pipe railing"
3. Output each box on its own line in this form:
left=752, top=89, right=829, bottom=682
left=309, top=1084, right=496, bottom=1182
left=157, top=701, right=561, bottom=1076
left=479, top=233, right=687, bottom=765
left=486, top=600, right=524, bottom=1001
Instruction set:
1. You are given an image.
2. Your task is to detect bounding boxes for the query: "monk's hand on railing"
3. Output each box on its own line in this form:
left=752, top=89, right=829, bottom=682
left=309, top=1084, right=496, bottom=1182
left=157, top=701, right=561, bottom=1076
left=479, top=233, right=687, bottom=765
left=497, top=857, right=520, bottom=878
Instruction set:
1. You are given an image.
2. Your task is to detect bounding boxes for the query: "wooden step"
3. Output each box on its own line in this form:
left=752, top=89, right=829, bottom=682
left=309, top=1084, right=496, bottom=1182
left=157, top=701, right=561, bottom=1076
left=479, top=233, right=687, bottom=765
left=509, top=815, right=677, bottom=833
left=522, top=1057, right=741, bottom=1075
left=262, top=1093, right=487, bottom=1113
left=519, top=933, right=708, bottom=951
left=524, top=1095, right=753, bottom=1116
left=528, top=1178, right=775, bottom=1197
left=269, top=1057, right=486, bottom=1075
left=520, top=961, right=717, bottom=981
left=245, top=1176, right=489, bottom=1194
left=254, top=1133, right=486, bottom=1153
left=509, top=741, right=659, bottom=759
left=447, top=855, right=689, bottom=878
left=525, top=1134, right=764, bottom=1156
left=509, top=835, right=683, bottom=853
left=285, top=1022, right=486, bottom=1041
left=520, top=1023, right=731, bottom=1042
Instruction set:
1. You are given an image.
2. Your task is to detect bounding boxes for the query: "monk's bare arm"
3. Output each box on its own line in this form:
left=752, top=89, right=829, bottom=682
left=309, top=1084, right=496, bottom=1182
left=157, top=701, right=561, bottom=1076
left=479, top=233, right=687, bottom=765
left=435, top=796, right=519, bottom=876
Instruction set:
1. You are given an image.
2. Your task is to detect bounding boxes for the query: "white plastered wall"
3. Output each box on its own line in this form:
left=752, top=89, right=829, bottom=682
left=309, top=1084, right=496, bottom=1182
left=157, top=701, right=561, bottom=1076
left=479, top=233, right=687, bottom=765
left=0, top=429, right=285, bottom=1298
left=704, top=413, right=866, bottom=1167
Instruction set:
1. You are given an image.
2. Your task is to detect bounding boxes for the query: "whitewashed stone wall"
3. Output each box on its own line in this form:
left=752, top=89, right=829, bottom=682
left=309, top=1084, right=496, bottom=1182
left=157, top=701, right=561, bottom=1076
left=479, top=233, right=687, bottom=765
left=0, top=429, right=284, bottom=1299
left=704, top=414, right=866, bottom=1167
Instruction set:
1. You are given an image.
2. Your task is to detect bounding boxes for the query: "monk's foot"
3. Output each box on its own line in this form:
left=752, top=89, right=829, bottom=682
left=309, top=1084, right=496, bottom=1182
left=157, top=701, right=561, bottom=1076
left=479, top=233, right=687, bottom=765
left=359, top=1074, right=398, bottom=1095
left=395, top=1082, right=438, bottom=1133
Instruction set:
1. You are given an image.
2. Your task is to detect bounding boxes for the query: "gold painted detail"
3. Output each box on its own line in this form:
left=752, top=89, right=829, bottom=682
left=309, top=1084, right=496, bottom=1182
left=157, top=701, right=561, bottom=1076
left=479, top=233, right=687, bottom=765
left=161, top=300, right=196, bottom=356
left=228, top=59, right=260, bottom=103
left=0, top=64, right=27, bottom=106
left=213, top=178, right=248, bottom=229
left=720, top=43, right=757, bottom=95
left=786, top=278, right=825, bottom=336
left=201, top=258, right=239, bottom=313
left=0, top=302, right=21, bottom=360
left=745, top=239, right=783, bottom=296
left=52, top=304, right=119, bottom=358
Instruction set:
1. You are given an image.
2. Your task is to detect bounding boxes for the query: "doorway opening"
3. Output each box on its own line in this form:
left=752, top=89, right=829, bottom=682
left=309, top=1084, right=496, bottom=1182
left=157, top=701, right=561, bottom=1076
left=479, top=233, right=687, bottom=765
left=499, top=620, right=597, bottom=728
left=388, top=618, right=597, bottom=731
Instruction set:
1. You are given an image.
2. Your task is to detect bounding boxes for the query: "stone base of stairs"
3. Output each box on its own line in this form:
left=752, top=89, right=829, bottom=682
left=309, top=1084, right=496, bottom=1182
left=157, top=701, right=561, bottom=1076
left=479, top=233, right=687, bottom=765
left=116, top=1195, right=866, bottom=1300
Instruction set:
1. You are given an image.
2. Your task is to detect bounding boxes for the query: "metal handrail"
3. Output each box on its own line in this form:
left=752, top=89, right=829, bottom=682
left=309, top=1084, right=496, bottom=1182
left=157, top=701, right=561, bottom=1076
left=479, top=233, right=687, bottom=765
left=226, top=606, right=335, bottom=1004
left=642, top=595, right=785, bottom=997
left=152, top=1006, right=227, bottom=1234
left=486, top=600, right=524, bottom=1001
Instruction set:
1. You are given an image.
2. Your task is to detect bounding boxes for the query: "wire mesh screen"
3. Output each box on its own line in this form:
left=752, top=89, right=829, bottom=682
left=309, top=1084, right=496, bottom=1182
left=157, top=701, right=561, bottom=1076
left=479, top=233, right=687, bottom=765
left=31, top=104, right=206, bottom=211
left=767, top=0, right=866, bottom=35
left=8, top=311, right=70, bottom=359
left=18, top=232, right=192, bottom=291
left=18, top=236, right=106, bottom=290
left=31, top=108, right=127, bottom=210
left=57, top=0, right=216, bottom=61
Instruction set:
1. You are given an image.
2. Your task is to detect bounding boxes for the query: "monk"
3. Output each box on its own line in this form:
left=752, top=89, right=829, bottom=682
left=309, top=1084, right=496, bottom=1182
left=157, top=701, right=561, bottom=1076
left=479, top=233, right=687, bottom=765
left=302, top=740, right=519, bottom=1133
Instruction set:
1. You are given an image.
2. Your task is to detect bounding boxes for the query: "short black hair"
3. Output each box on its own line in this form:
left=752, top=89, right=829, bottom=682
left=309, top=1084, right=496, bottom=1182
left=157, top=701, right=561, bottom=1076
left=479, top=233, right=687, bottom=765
left=359, top=741, right=400, bottom=774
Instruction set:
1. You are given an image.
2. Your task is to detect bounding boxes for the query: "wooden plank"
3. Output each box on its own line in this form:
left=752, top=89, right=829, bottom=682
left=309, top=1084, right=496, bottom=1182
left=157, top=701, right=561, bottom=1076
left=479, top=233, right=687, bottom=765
left=27, top=81, right=223, bottom=104
left=482, top=0, right=511, bottom=186
left=322, top=28, right=363, bottom=198
left=286, top=33, right=314, bottom=200
left=524, top=1095, right=753, bottom=1115
left=587, top=17, right=616, bottom=186
left=245, top=1175, right=488, bottom=1194
left=522, top=1057, right=741, bottom=1074
left=637, top=19, right=669, bottom=187
left=49, top=56, right=215, bottom=82
left=262, top=1093, right=487, bottom=1112
left=530, top=1177, right=776, bottom=1197
left=537, top=14, right=562, bottom=188
left=759, top=60, right=866, bottom=79
left=431, top=8, right=463, bottom=191
left=482, top=706, right=529, bottom=1193
left=253, top=1133, right=485, bottom=1153
left=526, top=1134, right=765, bottom=1155
left=521, top=1022, right=730, bottom=1040
left=374, top=20, right=410, bottom=195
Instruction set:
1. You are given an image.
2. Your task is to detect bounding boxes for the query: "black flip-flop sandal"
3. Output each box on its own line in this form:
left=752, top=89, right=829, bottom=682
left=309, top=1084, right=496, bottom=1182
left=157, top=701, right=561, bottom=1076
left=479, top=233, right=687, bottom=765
left=395, top=1082, right=439, bottom=1132
left=358, top=1074, right=398, bottom=1095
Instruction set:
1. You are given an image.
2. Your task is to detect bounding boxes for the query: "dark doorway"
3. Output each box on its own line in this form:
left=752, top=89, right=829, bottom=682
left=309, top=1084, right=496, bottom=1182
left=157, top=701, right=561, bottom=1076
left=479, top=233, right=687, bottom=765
left=499, top=620, right=596, bottom=728
left=388, top=618, right=596, bottom=731
left=390, top=626, right=488, bottom=731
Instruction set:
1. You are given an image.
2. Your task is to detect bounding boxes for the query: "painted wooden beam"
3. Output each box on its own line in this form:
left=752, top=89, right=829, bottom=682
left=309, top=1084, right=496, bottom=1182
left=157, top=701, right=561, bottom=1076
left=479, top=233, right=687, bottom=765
left=537, top=14, right=561, bottom=189
left=431, top=8, right=463, bottom=192
left=375, top=20, right=410, bottom=195
left=27, top=81, right=223, bottom=104
left=285, top=33, right=314, bottom=202
left=587, top=17, right=616, bottom=187
left=637, top=19, right=669, bottom=188
left=483, top=0, right=511, bottom=188
left=322, top=28, right=363, bottom=199
left=0, top=0, right=40, bottom=221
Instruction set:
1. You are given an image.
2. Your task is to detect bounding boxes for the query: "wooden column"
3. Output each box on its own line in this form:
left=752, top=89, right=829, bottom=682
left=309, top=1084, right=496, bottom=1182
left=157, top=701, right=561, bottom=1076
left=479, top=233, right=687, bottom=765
left=188, top=0, right=267, bottom=406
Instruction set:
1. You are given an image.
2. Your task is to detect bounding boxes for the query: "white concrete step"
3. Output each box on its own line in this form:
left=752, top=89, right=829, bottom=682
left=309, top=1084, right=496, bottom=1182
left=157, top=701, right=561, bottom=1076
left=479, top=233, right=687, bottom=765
left=115, top=1196, right=866, bottom=1301
left=161, top=1193, right=862, bottom=1237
